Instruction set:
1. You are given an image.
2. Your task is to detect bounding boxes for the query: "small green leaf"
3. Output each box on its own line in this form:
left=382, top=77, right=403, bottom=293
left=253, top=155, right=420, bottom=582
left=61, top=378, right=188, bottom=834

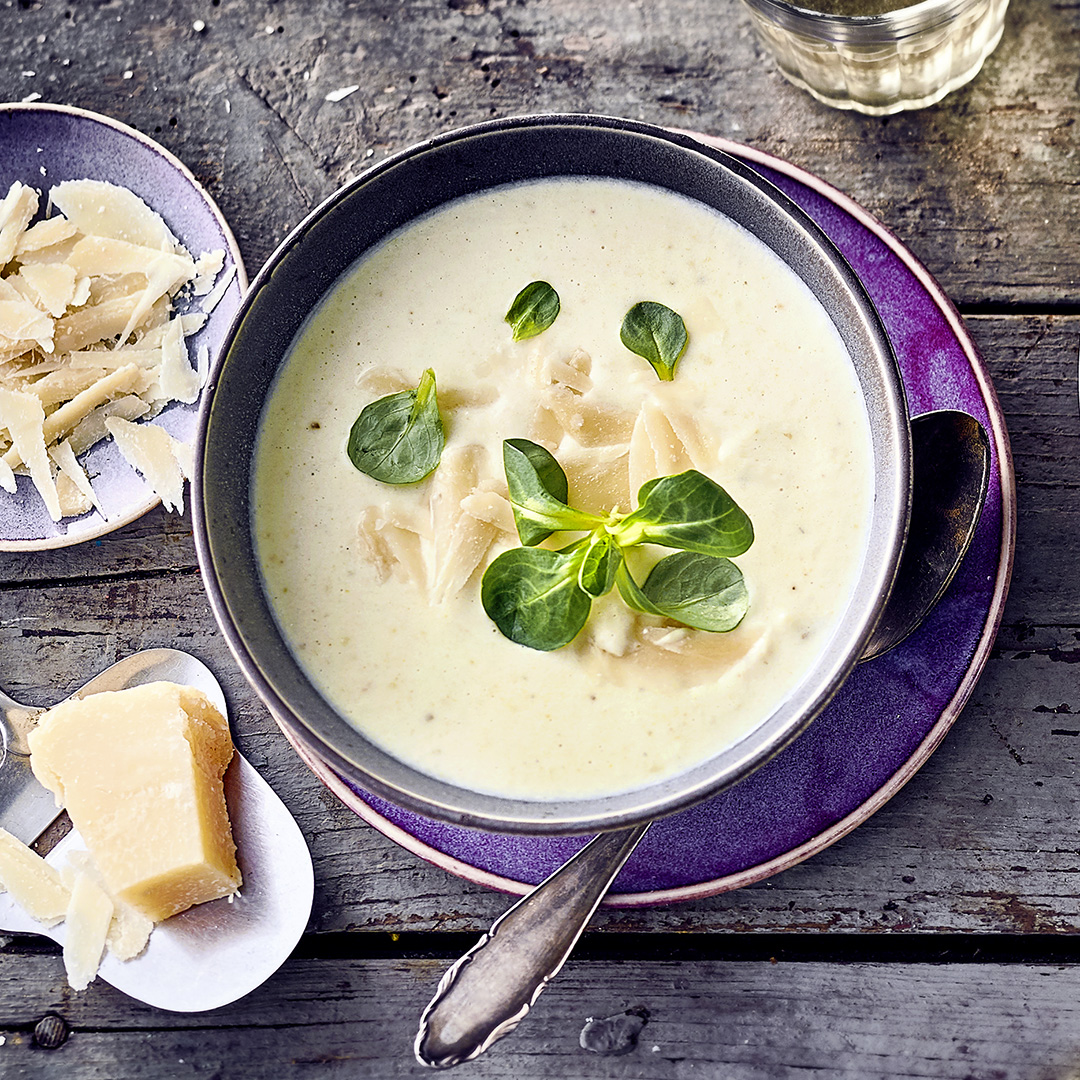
left=613, top=471, right=753, bottom=557
left=503, top=438, right=602, bottom=546
left=578, top=531, right=621, bottom=598
left=481, top=546, right=592, bottom=651
left=620, top=301, right=688, bottom=381
left=506, top=281, right=561, bottom=341
left=615, top=560, right=667, bottom=618
left=640, top=552, right=749, bottom=632
left=347, top=368, right=444, bottom=484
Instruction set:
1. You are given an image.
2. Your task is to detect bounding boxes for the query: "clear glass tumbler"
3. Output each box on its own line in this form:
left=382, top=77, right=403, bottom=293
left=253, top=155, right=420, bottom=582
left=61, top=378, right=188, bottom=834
left=739, top=0, right=1011, bottom=115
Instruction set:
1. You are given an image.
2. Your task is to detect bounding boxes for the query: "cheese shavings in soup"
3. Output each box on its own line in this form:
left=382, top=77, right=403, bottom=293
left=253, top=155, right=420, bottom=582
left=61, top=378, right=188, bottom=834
left=0, top=179, right=231, bottom=523
left=254, top=178, right=875, bottom=801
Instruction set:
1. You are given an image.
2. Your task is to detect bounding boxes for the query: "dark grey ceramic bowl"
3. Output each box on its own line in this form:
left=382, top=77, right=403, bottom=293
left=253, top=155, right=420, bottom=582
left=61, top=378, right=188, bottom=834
left=193, top=115, right=910, bottom=835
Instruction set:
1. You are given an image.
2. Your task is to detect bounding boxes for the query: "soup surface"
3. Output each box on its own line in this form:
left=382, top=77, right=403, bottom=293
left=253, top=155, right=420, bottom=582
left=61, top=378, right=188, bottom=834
left=254, top=177, right=874, bottom=800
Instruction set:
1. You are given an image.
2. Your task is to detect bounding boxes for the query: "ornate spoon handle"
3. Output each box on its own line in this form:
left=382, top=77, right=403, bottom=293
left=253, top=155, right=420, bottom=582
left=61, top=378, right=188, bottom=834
left=415, top=823, right=649, bottom=1068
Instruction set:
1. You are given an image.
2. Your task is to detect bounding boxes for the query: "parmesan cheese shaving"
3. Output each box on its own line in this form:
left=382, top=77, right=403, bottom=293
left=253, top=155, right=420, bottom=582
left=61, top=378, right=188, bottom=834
left=62, top=870, right=113, bottom=992
left=0, top=827, right=70, bottom=927
left=0, top=387, right=60, bottom=519
left=3, top=363, right=149, bottom=470
left=49, top=178, right=178, bottom=252
left=50, top=438, right=103, bottom=514
left=15, top=215, right=76, bottom=255
left=200, top=262, right=236, bottom=314
left=0, top=297, right=54, bottom=351
left=105, top=416, right=187, bottom=513
left=156, top=315, right=200, bottom=404
left=192, top=249, right=226, bottom=295
left=56, top=471, right=93, bottom=517
left=66, top=395, right=149, bottom=456
left=0, top=182, right=38, bottom=266
left=0, top=177, right=232, bottom=527
left=63, top=850, right=153, bottom=962
left=17, top=262, right=78, bottom=317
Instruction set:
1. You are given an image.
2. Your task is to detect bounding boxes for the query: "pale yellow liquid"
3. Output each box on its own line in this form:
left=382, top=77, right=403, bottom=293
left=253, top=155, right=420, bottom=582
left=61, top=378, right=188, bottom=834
left=254, top=178, right=874, bottom=801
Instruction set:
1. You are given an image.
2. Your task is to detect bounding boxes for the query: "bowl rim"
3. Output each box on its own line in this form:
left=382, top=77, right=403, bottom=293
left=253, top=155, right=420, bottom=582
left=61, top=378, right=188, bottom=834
left=193, top=113, right=910, bottom=835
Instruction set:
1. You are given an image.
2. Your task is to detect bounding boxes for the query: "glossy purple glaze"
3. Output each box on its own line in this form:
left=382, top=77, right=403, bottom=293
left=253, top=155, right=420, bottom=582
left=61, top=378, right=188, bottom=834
left=0, top=104, right=245, bottom=549
left=310, top=141, right=1012, bottom=905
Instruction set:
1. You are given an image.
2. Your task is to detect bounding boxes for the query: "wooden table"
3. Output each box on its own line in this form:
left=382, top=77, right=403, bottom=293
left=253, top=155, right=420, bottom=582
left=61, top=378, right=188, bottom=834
left=1, top=1, right=1077, bottom=1075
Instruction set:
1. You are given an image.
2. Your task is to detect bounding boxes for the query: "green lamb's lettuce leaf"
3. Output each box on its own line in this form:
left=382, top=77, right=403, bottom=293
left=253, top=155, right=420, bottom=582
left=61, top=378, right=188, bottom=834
left=481, top=545, right=592, bottom=651
left=482, top=442, right=756, bottom=650
left=620, top=301, right=688, bottom=381
left=612, top=471, right=754, bottom=557
left=503, top=438, right=603, bottom=546
left=505, top=281, right=561, bottom=341
left=577, top=530, right=622, bottom=599
left=638, top=551, right=749, bottom=632
left=347, top=368, right=444, bottom=484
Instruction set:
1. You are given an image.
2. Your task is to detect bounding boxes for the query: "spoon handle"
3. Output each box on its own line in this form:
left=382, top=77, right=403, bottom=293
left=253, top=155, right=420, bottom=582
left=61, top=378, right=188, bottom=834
left=415, top=822, right=649, bottom=1069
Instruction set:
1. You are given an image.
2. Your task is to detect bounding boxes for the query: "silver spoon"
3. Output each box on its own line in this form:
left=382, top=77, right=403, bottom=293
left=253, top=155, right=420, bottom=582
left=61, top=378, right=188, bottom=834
left=415, top=409, right=991, bottom=1068
left=0, top=647, right=314, bottom=1012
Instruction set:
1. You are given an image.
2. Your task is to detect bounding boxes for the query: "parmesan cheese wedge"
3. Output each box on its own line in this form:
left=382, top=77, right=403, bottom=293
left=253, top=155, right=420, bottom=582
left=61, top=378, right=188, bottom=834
left=28, top=683, right=242, bottom=923
left=0, top=827, right=70, bottom=927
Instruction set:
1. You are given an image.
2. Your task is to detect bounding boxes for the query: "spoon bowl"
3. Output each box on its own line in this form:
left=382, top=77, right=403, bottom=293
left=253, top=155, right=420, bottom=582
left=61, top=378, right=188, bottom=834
left=0, top=648, right=313, bottom=1012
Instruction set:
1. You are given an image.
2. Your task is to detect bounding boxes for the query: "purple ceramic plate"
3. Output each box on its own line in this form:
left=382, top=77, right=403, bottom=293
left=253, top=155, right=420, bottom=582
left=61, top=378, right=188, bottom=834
left=279, top=135, right=1015, bottom=907
left=0, top=103, right=247, bottom=551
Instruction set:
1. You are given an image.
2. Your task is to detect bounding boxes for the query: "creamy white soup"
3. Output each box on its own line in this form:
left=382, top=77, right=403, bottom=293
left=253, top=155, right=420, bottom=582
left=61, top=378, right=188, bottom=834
left=254, top=177, right=873, bottom=801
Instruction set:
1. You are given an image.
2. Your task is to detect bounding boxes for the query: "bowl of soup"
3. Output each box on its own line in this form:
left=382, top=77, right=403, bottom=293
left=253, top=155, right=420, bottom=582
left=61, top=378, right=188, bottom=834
left=193, top=115, right=909, bottom=834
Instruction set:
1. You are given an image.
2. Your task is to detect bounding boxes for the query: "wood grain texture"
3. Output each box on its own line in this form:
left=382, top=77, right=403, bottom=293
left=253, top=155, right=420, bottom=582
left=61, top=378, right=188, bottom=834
left=0, top=1, right=1076, bottom=1073
left=0, top=1, right=1075, bottom=306
left=2, top=956, right=1080, bottom=1079
left=0, top=318, right=1076, bottom=936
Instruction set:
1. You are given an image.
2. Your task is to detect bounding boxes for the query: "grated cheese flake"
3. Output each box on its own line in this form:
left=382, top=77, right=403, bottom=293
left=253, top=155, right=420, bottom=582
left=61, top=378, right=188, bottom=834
left=105, top=416, right=187, bottom=513
left=62, top=870, right=114, bottom=992
left=0, top=827, right=70, bottom=927
left=0, top=387, right=61, bottom=519
left=50, top=178, right=178, bottom=252
left=0, top=177, right=228, bottom=526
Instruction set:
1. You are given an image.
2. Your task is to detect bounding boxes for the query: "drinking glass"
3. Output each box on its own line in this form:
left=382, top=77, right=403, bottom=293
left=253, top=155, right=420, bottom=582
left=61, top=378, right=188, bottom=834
left=740, top=0, right=1011, bottom=115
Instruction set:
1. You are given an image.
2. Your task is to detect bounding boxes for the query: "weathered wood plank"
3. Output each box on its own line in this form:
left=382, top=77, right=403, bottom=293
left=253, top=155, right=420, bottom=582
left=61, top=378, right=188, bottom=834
left=3, top=310, right=1074, bottom=590
left=1, top=571, right=1079, bottom=935
left=0, top=1, right=1074, bottom=307
left=0, top=311, right=1078, bottom=934
left=2, top=955, right=1079, bottom=1078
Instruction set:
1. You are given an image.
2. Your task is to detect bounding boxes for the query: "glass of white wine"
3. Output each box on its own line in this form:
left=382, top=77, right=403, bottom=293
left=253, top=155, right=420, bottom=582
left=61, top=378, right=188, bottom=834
left=740, top=0, right=1011, bottom=115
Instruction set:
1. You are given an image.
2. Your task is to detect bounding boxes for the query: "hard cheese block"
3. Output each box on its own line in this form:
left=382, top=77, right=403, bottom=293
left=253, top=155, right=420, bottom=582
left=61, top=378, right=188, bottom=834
left=28, top=682, right=241, bottom=921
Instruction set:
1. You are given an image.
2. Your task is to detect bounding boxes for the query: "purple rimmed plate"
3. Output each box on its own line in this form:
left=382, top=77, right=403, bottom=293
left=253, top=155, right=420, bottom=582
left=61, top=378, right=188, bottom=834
left=0, top=102, right=247, bottom=550
left=275, top=133, right=1015, bottom=907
